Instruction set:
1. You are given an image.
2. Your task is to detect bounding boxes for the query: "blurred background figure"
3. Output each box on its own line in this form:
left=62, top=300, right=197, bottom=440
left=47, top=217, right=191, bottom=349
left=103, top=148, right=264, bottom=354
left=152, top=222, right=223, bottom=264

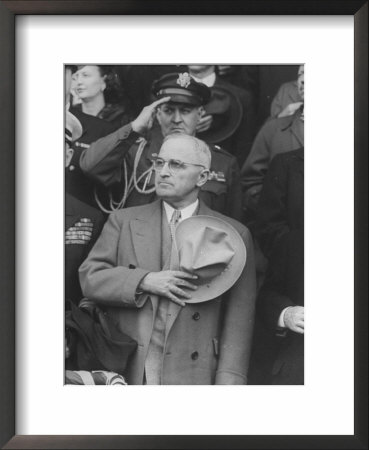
left=115, top=65, right=187, bottom=117
left=248, top=148, right=304, bottom=385
left=188, top=65, right=257, bottom=166
left=71, top=64, right=132, bottom=129
left=241, top=65, right=304, bottom=221
left=270, top=65, right=304, bottom=118
left=65, top=66, right=105, bottom=304
left=66, top=66, right=127, bottom=209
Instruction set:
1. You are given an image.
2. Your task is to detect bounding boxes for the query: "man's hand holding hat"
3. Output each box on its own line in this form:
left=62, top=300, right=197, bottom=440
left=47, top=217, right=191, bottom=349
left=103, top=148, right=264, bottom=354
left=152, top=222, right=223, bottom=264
left=131, top=96, right=171, bottom=135
left=138, top=270, right=198, bottom=307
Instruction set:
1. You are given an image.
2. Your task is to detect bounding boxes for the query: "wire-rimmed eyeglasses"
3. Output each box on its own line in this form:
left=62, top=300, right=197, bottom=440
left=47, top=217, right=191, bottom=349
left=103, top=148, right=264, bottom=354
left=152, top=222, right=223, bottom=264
left=151, top=153, right=206, bottom=174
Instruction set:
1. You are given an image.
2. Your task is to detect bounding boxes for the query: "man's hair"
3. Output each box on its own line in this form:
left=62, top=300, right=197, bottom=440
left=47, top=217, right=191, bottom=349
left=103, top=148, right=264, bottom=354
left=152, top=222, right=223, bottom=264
left=162, top=134, right=211, bottom=169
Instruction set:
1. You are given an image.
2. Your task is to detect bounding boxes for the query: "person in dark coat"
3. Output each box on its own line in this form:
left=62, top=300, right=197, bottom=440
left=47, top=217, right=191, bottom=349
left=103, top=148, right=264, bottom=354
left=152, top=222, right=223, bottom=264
left=65, top=106, right=105, bottom=305
left=65, top=192, right=104, bottom=304
left=65, top=109, right=117, bottom=209
left=188, top=65, right=257, bottom=166
left=255, top=229, right=304, bottom=385
left=255, top=147, right=304, bottom=258
left=79, top=72, right=243, bottom=221
left=241, top=105, right=304, bottom=218
left=270, top=65, right=304, bottom=119
left=248, top=148, right=304, bottom=385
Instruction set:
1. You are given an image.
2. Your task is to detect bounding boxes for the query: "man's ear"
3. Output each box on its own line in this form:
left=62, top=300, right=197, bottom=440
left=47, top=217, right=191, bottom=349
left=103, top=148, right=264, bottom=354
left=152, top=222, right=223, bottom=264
left=198, top=106, right=205, bottom=118
left=196, top=169, right=210, bottom=188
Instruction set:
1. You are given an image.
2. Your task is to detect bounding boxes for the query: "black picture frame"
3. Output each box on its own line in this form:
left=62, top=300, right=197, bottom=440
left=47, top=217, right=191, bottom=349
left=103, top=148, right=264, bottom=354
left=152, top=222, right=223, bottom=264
left=0, top=1, right=367, bottom=448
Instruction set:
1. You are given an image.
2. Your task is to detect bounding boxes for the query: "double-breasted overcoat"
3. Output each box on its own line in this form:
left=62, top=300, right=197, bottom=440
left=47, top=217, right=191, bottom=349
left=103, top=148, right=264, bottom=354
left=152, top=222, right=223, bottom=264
left=79, top=200, right=256, bottom=385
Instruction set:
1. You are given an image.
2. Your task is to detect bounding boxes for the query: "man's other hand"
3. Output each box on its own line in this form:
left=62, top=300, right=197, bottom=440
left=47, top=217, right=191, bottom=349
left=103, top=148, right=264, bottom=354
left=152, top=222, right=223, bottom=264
left=283, top=306, right=304, bottom=334
left=196, top=114, right=213, bottom=133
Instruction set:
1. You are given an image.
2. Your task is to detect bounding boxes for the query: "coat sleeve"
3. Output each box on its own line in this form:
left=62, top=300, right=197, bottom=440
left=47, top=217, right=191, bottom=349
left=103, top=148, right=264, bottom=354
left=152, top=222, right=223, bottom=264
left=255, top=153, right=289, bottom=258
left=215, top=227, right=257, bottom=384
left=226, top=155, right=243, bottom=222
left=79, top=124, right=140, bottom=187
left=79, top=212, right=150, bottom=308
left=240, top=121, right=273, bottom=212
left=257, top=229, right=303, bottom=330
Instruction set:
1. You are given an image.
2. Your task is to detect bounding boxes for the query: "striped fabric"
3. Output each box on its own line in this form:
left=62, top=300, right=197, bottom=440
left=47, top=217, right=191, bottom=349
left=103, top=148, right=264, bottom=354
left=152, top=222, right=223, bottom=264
left=65, top=370, right=127, bottom=385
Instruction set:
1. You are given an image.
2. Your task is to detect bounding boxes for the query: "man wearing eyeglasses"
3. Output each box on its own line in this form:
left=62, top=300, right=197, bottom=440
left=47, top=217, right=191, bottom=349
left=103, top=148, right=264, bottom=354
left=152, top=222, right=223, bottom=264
left=79, top=134, right=256, bottom=385
left=79, top=72, right=243, bottom=220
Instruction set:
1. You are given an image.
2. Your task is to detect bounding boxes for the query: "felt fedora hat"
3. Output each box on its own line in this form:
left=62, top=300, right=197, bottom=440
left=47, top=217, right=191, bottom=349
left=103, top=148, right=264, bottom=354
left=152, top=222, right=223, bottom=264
left=197, top=85, right=243, bottom=144
left=171, top=215, right=246, bottom=303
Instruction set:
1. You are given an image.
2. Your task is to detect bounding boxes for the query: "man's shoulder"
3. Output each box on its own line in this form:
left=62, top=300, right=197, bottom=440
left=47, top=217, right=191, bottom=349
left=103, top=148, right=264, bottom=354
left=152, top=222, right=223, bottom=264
left=66, top=193, right=104, bottom=223
left=209, top=143, right=236, bottom=163
left=259, top=113, right=298, bottom=136
left=110, top=201, right=159, bottom=221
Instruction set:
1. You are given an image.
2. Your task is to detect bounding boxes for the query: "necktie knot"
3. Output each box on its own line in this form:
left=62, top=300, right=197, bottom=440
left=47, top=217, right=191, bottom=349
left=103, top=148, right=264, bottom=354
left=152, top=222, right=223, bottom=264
left=171, top=209, right=181, bottom=226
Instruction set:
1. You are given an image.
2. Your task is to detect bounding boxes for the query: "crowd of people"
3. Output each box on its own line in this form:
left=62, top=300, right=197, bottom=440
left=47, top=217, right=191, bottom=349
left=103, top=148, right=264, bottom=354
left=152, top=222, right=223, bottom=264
left=65, top=64, right=304, bottom=385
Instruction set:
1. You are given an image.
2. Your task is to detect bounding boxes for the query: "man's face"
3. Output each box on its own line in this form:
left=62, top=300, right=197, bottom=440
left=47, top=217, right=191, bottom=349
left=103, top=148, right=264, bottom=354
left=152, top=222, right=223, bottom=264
left=156, top=102, right=203, bottom=137
left=297, top=65, right=304, bottom=101
left=155, top=137, right=208, bottom=207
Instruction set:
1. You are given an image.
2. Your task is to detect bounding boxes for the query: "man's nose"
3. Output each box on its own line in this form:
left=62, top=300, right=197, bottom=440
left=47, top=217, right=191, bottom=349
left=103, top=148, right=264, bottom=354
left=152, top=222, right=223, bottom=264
left=172, top=109, right=182, bottom=123
left=159, top=161, right=171, bottom=177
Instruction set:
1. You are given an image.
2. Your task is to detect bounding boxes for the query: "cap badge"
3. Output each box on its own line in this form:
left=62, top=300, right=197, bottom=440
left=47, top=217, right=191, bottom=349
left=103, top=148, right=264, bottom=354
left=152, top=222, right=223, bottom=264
left=176, top=72, right=192, bottom=88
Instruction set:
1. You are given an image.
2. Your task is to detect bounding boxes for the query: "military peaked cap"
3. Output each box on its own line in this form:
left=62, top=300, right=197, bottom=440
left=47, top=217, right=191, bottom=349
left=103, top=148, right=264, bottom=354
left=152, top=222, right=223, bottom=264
left=152, top=72, right=211, bottom=106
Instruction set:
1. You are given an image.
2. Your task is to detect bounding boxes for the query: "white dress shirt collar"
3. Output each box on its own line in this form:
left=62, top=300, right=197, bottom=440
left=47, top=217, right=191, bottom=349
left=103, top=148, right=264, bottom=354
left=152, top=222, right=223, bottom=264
left=163, top=199, right=199, bottom=223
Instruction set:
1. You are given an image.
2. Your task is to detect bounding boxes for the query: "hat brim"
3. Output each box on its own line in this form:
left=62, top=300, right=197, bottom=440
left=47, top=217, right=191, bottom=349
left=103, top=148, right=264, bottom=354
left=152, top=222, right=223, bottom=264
left=172, top=215, right=246, bottom=303
left=156, top=92, right=202, bottom=106
left=66, top=110, right=83, bottom=142
left=197, top=86, right=243, bottom=144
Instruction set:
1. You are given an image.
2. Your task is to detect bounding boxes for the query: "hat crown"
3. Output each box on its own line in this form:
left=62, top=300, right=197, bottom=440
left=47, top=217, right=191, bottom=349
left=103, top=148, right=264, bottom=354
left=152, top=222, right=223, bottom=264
left=152, top=72, right=211, bottom=105
left=178, top=226, right=235, bottom=283
left=173, top=215, right=247, bottom=303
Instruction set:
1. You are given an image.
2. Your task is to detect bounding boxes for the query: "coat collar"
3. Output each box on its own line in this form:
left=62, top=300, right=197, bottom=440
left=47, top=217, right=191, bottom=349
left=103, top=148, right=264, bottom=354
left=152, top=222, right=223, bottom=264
left=278, top=109, right=304, bottom=147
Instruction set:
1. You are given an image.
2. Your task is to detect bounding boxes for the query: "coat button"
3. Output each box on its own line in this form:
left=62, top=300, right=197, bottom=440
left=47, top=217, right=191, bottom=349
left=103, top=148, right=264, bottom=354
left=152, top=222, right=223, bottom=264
left=192, top=312, right=200, bottom=321
left=191, top=351, right=199, bottom=360
left=69, top=165, right=75, bottom=171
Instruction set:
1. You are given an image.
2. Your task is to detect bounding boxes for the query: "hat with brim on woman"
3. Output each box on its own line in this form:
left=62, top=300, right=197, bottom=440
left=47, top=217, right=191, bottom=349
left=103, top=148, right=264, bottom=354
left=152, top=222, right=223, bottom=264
left=197, top=85, right=243, bottom=144
left=170, top=215, right=246, bottom=303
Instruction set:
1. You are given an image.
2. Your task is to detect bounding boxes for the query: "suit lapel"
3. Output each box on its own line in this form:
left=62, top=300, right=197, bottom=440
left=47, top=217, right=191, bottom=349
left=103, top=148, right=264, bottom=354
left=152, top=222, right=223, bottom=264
left=130, top=200, right=162, bottom=272
left=130, top=200, right=163, bottom=313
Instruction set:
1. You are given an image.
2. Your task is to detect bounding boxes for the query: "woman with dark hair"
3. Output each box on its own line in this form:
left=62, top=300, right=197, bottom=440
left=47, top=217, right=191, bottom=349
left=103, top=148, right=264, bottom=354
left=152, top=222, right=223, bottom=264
left=71, top=65, right=132, bottom=129
left=67, top=65, right=132, bottom=208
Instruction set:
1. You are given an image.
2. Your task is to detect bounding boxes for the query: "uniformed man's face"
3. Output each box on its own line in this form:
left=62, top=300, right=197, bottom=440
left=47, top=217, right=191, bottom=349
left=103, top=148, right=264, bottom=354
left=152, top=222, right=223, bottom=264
left=155, top=138, right=209, bottom=208
left=74, top=65, right=106, bottom=102
left=156, top=102, right=203, bottom=137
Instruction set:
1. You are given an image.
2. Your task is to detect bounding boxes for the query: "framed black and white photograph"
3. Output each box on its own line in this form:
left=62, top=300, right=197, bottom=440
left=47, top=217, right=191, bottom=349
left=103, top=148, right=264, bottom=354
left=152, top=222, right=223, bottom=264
left=0, top=1, right=367, bottom=448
